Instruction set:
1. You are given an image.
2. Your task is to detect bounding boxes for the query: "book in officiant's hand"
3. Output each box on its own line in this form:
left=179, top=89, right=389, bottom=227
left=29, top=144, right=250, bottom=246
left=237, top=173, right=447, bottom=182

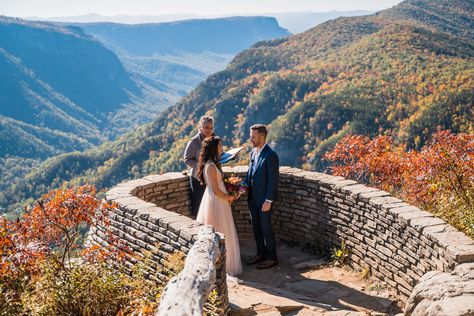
left=220, top=147, right=244, bottom=164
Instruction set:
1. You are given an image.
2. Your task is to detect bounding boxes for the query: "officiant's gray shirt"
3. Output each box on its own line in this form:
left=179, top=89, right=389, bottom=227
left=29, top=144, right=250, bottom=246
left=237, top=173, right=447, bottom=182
left=184, top=133, right=205, bottom=178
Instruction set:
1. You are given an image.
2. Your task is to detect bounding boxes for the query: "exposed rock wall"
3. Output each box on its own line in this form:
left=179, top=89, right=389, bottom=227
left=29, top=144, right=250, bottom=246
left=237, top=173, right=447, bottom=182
left=404, top=263, right=474, bottom=315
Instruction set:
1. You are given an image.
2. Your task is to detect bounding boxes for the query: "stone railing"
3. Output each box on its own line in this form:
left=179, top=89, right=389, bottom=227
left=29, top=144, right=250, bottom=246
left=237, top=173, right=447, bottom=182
left=271, top=168, right=473, bottom=299
left=157, top=225, right=222, bottom=315
left=87, top=172, right=228, bottom=314
left=88, top=166, right=474, bottom=315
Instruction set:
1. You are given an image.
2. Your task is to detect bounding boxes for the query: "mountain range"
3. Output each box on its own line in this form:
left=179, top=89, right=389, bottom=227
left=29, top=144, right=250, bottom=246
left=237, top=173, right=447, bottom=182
left=69, top=18, right=290, bottom=95
left=28, top=10, right=374, bottom=34
left=0, top=16, right=289, bottom=159
left=1, top=0, right=473, bottom=215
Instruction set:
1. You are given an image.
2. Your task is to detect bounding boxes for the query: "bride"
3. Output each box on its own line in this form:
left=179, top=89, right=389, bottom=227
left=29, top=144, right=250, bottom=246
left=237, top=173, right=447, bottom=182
left=195, top=136, right=243, bottom=276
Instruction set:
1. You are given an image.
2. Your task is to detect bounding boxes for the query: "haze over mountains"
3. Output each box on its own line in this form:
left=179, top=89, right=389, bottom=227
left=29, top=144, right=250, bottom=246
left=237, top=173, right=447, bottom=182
left=29, top=10, right=374, bottom=34
left=72, top=17, right=290, bottom=94
left=1, top=0, right=473, bottom=215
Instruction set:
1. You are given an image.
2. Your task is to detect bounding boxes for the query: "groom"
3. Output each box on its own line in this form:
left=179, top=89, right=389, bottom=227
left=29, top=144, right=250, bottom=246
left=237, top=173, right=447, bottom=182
left=245, top=124, right=279, bottom=269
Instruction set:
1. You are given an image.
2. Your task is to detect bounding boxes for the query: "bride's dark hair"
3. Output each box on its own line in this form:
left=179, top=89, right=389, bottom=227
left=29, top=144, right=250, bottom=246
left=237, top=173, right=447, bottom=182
left=196, top=136, right=223, bottom=185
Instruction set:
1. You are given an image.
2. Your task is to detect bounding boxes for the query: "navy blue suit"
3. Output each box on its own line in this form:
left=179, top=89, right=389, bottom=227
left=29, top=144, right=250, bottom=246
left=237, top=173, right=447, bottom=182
left=245, top=144, right=279, bottom=260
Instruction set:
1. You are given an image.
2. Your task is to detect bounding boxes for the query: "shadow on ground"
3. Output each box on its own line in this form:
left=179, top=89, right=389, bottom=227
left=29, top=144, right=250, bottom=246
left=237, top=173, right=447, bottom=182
left=228, top=239, right=401, bottom=315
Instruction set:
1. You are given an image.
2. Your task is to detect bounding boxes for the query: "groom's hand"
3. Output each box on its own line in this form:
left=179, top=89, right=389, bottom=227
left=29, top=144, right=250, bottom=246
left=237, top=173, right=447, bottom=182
left=262, top=201, right=272, bottom=212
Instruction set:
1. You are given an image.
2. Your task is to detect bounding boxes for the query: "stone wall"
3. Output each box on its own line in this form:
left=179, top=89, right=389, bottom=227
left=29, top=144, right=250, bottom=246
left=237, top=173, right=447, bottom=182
left=87, top=172, right=229, bottom=314
left=216, top=166, right=474, bottom=298
left=88, top=166, right=474, bottom=314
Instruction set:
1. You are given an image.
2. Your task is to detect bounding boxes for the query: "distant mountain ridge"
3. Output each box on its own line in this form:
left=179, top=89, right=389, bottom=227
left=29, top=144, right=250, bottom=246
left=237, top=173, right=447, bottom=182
left=27, top=13, right=202, bottom=24
left=1, top=0, right=473, bottom=215
left=28, top=10, right=375, bottom=33
left=72, top=17, right=290, bottom=55
left=67, top=17, right=290, bottom=96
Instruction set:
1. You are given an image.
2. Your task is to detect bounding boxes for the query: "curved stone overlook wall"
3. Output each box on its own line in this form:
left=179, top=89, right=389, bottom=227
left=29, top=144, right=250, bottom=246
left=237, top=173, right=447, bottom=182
left=87, top=172, right=229, bottom=314
left=88, top=166, right=474, bottom=314
left=269, top=167, right=473, bottom=297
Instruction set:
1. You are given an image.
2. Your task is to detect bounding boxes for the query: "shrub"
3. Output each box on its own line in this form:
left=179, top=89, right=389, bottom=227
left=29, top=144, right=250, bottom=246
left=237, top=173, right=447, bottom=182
left=330, top=240, right=350, bottom=266
left=0, top=185, right=184, bottom=315
left=325, top=130, right=474, bottom=237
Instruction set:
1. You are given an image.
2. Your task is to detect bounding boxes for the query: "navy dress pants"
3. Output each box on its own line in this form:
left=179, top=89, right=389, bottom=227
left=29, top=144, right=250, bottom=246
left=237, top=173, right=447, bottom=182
left=249, top=204, right=277, bottom=260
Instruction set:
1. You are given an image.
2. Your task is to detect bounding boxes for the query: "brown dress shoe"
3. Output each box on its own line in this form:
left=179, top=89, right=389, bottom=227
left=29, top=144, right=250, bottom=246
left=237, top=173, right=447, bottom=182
left=246, top=255, right=265, bottom=265
left=257, top=259, right=278, bottom=269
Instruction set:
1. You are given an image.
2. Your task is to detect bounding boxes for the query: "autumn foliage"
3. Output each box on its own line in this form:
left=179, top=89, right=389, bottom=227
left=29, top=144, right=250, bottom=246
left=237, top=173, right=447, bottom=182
left=1, top=186, right=114, bottom=280
left=325, top=130, right=474, bottom=237
left=0, top=185, right=178, bottom=315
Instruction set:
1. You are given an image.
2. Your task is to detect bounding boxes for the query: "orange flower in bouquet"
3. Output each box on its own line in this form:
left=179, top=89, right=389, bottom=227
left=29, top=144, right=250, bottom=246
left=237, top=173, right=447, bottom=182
left=224, top=175, right=248, bottom=198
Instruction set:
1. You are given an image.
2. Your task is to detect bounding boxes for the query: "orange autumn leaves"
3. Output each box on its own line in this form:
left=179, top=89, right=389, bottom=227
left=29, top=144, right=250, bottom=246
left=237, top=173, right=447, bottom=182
left=0, top=185, right=120, bottom=281
left=1, top=186, right=178, bottom=315
left=325, top=130, right=474, bottom=237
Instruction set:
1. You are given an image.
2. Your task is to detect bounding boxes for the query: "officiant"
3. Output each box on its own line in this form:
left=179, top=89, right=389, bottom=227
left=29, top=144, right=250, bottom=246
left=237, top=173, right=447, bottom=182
left=184, top=115, right=214, bottom=217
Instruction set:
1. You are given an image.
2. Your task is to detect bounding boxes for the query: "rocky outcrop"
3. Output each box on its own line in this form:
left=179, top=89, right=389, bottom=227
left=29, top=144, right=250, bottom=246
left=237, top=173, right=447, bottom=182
left=405, top=263, right=474, bottom=315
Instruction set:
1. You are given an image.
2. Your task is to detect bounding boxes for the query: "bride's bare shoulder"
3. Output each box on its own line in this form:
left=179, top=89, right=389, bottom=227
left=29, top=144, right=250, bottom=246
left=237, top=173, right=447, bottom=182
left=205, top=162, right=221, bottom=175
left=207, top=162, right=218, bottom=170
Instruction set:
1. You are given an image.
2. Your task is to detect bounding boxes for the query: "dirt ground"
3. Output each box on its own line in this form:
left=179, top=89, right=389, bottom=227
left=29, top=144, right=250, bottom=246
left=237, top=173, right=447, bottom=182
left=228, top=239, right=403, bottom=316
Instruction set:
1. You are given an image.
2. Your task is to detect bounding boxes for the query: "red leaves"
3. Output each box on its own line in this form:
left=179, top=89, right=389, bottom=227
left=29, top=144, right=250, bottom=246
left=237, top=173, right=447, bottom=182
left=324, top=134, right=402, bottom=190
left=1, top=185, right=120, bottom=281
left=404, top=131, right=474, bottom=210
left=23, top=186, right=108, bottom=249
left=0, top=216, right=46, bottom=282
left=326, top=131, right=474, bottom=236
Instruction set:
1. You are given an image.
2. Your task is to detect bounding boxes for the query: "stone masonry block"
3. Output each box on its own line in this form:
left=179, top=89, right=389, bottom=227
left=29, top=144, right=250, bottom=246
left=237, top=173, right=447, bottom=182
left=432, top=231, right=474, bottom=250
left=397, top=210, right=433, bottom=225
left=359, top=190, right=391, bottom=203
left=340, top=184, right=380, bottom=197
left=369, top=196, right=404, bottom=209
left=410, top=217, right=446, bottom=233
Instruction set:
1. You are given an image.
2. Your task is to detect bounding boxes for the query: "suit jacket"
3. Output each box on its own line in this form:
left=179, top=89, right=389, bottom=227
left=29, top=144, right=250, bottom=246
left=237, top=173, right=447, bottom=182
left=183, top=133, right=204, bottom=178
left=245, top=145, right=279, bottom=207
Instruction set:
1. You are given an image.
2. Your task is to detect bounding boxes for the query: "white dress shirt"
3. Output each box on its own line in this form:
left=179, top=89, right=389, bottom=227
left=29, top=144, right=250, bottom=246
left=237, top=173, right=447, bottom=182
left=251, top=143, right=267, bottom=175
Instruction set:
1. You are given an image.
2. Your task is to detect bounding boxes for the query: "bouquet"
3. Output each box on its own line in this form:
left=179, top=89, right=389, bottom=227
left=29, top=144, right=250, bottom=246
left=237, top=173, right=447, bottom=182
left=224, top=175, right=248, bottom=198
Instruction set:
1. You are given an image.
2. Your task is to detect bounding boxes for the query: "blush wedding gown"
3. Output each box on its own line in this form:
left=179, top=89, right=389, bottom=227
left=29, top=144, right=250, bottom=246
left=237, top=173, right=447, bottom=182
left=196, top=162, right=243, bottom=276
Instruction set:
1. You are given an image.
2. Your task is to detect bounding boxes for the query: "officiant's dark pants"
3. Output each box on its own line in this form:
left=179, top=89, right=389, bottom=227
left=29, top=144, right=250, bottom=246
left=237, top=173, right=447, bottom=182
left=190, top=176, right=205, bottom=217
left=249, top=205, right=277, bottom=260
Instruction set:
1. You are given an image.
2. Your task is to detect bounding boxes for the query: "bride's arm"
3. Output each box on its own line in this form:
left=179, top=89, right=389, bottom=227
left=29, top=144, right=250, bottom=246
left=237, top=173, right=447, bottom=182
left=207, top=164, right=234, bottom=202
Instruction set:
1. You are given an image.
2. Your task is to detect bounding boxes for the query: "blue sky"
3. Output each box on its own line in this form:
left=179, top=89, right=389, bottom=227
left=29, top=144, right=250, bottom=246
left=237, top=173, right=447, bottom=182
left=1, top=0, right=403, bottom=18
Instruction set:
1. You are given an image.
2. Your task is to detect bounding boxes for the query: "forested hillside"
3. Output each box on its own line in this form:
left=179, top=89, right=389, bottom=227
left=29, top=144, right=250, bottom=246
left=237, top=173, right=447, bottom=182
left=0, top=17, right=140, bottom=158
left=72, top=17, right=290, bottom=103
left=0, top=16, right=290, bottom=211
left=2, top=0, right=473, bottom=215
